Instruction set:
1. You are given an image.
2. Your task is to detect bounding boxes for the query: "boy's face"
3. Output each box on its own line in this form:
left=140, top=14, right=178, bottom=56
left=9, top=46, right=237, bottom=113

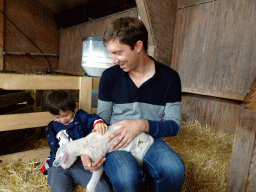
left=53, top=109, right=75, bottom=125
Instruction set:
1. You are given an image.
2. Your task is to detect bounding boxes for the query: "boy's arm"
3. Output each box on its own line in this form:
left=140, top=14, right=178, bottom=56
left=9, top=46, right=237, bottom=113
left=45, top=121, right=58, bottom=167
left=39, top=121, right=57, bottom=174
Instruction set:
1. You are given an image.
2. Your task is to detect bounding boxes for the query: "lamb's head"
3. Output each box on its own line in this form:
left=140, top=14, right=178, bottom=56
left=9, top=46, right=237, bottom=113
left=53, top=143, right=77, bottom=169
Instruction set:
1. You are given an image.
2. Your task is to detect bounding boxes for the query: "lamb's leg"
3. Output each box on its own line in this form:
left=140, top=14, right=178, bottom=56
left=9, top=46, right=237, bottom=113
left=86, top=166, right=104, bottom=192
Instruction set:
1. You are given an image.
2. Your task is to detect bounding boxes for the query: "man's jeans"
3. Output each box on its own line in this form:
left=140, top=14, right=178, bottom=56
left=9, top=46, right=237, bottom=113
left=104, top=138, right=185, bottom=192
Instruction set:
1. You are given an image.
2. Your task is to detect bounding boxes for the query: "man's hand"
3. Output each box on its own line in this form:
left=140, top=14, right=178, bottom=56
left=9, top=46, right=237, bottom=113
left=106, top=119, right=149, bottom=150
left=80, top=154, right=106, bottom=171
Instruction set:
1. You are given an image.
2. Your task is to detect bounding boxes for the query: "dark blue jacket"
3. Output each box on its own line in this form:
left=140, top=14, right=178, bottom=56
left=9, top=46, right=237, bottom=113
left=45, top=109, right=102, bottom=168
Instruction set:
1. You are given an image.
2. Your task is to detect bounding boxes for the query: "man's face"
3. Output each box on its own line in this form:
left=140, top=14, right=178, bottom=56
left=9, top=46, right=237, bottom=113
left=107, top=40, right=138, bottom=72
left=53, top=109, right=75, bottom=125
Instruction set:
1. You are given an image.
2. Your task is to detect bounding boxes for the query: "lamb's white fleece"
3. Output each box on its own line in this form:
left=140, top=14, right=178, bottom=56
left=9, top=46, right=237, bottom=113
left=53, top=125, right=154, bottom=192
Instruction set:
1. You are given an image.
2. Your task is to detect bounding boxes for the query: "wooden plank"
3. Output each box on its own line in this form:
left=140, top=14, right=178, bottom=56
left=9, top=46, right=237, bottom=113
left=226, top=108, right=256, bottom=191
left=0, top=91, right=32, bottom=108
left=0, top=0, right=3, bottom=70
left=178, top=0, right=213, bottom=8
left=54, top=69, right=84, bottom=76
left=0, top=74, right=80, bottom=90
left=0, top=111, right=54, bottom=131
left=5, top=105, right=34, bottom=114
left=182, top=87, right=245, bottom=101
left=79, top=77, right=92, bottom=113
left=182, top=94, right=241, bottom=134
left=135, top=0, right=155, bottom=47
left=92, top=77, right=100, bottom=90
left=0, top=147, right=50, bottom=163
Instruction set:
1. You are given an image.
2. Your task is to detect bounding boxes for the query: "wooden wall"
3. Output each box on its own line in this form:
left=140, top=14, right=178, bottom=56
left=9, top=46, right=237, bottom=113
left=136, top=0, right=178, bottom=66
left=3, top=0, right=59, bottom=74
left=58, top=8, right=137, bottom=73
left=171, top=0, right=256, bottom=134
left=0, top=0, right=3, bottom=70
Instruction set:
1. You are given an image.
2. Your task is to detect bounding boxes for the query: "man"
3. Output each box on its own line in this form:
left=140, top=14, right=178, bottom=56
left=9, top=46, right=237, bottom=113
left=82, top=17, right=185, bottom=192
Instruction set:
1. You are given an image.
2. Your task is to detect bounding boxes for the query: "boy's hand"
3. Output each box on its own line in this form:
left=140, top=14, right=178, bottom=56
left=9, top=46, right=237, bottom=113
left=92, top=123, right=108, bottom=135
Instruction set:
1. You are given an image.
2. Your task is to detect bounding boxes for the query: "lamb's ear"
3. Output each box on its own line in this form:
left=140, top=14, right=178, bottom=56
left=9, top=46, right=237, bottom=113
left=61, top=131, right=69, bottom=140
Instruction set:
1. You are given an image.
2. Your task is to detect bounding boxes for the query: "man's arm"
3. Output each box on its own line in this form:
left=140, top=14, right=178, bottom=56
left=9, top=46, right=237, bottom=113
left=148, top=101, right=182, bottom=138
left=97, top=99, right=113, bottom=125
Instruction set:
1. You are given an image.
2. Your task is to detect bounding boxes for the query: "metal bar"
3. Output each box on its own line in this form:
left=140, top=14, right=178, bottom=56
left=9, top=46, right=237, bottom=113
left=3, top=52, right=58, bottom=57
left=177, top=0, right=217, bottom=10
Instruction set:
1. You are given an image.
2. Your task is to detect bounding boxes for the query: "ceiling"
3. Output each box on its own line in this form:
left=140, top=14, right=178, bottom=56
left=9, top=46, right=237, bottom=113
left=33, top=0, right=88, bottom=14
left=33, top=0, right=137, bottom=28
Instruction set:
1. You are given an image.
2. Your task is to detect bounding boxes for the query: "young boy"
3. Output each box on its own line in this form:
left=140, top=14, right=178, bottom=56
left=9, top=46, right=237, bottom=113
left=39, top=90, right=111, bottom=192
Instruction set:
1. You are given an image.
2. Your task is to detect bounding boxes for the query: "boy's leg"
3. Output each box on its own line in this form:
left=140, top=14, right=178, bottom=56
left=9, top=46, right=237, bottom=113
left=47, top=165, right=73, bottom=192
left=104, top=151, right=147, bottom=192
left=71, top=162, right=111, bottom=192
left=143, top=138, right=186, bottom=192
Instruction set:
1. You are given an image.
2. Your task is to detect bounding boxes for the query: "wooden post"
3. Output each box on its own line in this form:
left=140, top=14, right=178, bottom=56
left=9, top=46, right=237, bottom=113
left=79, top=77, right=92, bottom=114
left=227, top=79, right=256, bottom=191
left=0, top=0, right=4, bottom=70
left=226, top=108, right=256, bottom=191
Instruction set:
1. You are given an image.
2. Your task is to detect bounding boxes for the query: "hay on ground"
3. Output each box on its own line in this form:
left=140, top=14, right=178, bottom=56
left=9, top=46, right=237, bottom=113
left=164, top=121, right=234, bottom=192
left=0, top=121, right=234, bottom=192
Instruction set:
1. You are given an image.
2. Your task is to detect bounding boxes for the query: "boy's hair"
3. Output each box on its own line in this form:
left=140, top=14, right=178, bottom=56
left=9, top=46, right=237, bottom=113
left=44, top=90, right=76, bottom=115
left=103, top=17, right=148, bottom=51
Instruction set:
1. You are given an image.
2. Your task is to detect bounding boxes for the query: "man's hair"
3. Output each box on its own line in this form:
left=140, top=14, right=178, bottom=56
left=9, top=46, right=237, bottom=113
left=44, top=90, right=76, bottom=115
left=103, top=17, right=148, bottom=51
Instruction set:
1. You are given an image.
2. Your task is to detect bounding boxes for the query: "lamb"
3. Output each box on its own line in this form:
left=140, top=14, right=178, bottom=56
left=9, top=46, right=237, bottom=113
left=53, top=125, right=154, bottom=192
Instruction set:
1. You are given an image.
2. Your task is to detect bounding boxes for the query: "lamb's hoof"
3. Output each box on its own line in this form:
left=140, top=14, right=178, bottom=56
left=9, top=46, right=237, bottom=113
left=86, top=189, right=95, bottom=192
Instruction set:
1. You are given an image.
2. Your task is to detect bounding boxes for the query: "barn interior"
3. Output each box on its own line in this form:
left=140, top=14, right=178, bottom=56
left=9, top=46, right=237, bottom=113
left=0, top=0, right=256, bottom=191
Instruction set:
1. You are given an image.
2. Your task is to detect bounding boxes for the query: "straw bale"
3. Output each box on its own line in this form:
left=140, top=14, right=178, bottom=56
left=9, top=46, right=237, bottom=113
left=163, top=121, right=234, bottom=192
left=0, top=121, right=234, bottom=191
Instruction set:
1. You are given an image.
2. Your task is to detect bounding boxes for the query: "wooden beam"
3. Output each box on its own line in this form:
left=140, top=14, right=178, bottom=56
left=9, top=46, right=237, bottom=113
left=0, top=147, right=50, bottom=163
left=0, top=74, right=80, bottom=90
left=0, top=91, right=32, bottom=108
left=0, top=111, right=54, bottom=131
left=182, top=87, right=245, bottom=101
left=135, top=0, right=155, bottom=47
left=5, top=105, right=34, bottom=114
left=54, top=69, right=84, bottom=76
left=0, top=0, right=4, bottom=70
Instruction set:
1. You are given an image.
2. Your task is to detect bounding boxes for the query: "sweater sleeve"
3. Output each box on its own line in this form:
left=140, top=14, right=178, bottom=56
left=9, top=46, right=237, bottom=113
left=148, top=102, right=181, bottom=137
left=97, top=70, right=114, bottom=125
left=148, top=70, right=182, bottom=138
